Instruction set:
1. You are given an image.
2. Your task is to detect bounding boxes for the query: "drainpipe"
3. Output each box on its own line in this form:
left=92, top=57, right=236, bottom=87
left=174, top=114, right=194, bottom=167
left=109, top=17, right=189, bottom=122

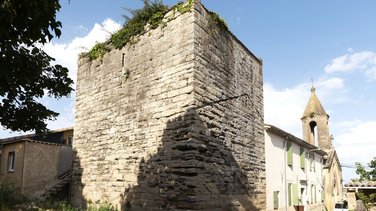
left=21, top=141, right=27, bottom=194
left=283, top=137, right=289, bottom=211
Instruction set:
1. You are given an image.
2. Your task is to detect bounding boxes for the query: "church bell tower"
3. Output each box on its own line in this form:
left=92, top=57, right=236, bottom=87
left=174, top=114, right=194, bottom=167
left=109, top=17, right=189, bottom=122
left=301, top=84, right=332, bottom=150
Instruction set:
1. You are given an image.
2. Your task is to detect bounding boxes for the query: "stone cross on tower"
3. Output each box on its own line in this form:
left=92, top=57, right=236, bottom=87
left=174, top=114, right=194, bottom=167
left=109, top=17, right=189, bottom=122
left=301, top=83, right=332, bottom=150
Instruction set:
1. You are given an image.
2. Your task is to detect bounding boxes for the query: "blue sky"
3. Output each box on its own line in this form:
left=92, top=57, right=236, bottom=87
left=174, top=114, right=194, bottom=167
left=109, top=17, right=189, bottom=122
left=1, top=0, right=376, bottom=182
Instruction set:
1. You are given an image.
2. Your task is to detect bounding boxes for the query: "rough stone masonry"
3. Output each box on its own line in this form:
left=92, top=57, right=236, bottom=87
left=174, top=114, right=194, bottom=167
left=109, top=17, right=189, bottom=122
left=72, top=1, right=265, bottom=210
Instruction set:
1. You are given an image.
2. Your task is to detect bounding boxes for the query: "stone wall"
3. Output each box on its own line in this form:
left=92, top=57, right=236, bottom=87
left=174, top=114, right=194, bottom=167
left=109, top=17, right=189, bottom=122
left=323, top=151, right=343, bottom=211
left=72, top=1, right=265, bottom=210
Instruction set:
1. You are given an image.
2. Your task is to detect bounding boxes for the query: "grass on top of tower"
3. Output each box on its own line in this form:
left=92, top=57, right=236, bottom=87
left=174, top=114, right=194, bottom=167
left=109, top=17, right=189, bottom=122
left=85, top=0, right=227, bottom=61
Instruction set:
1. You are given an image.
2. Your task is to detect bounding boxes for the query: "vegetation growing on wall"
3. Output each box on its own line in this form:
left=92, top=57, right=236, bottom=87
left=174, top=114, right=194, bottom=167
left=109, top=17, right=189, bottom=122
left=85, top=0, right=229, bottom=61
left=172, top=0, right=194, bottom=14
left=85, top=0, right=198, bottom=60
left=86, top=0, right=169, bottom=60
left=208, top=11, right=228, bottom=31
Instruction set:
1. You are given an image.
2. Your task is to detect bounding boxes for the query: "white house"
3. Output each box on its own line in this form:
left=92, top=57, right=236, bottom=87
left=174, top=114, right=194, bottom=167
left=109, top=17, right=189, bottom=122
left=265, top=124, right=327, bottom=211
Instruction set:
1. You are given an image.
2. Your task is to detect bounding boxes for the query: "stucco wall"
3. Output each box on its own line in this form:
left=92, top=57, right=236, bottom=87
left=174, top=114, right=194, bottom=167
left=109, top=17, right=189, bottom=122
left=72, top=1, right=265, bottom=210
left=22, top=141, right=61, bottom=197
left=58, top=145, right=73, bottom=175
left=265, top=130, right=324, bottom=211
left=0, top=142, right=25, bottom=189
left=0, top=141, right=68, bottom=198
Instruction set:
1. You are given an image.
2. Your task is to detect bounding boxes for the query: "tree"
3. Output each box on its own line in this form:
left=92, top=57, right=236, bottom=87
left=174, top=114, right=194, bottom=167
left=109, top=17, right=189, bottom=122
left=355, top=157, right=376, bottom=181
left=0, top=0, right=73, bottom=133
left=354, top=157, right=376, bottom=208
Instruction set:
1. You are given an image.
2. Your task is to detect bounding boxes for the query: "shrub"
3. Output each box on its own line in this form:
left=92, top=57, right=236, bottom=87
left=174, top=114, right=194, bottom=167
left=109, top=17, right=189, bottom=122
left=0, top=182, right=28, bottom=210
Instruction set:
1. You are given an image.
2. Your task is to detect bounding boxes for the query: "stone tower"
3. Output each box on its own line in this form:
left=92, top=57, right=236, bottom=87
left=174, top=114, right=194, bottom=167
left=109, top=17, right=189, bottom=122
left=301, top=84, right=332, bottom=150
left=71, top=1, right=266, bottom=210
left=301, top=84, right=344, bottom=210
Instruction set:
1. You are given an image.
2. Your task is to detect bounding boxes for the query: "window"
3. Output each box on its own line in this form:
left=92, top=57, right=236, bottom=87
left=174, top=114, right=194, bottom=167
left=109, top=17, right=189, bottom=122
left=287, top=142, right=293, bottom=167
left=310, top=154, right=315, bottom=172
left=273, top=191, right=279, bottom=209
left=7, top=151, right=15, bottom=172
left=300, top=147, right=305, bottom=169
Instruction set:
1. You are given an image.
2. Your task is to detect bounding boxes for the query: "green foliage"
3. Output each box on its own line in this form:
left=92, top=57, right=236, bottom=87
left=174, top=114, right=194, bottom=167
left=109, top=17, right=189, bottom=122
left=87, top=42, right=111, bottom=60
left=355, top=157, right=376, bottom=181
left=357, top=190, right=376, bottom=209
left=52, top=202, right=79, bottom=211
left=173, top=0, right=194, bottom=14
left=208, top=11, right=228, bottom=31
left=87, top=201, right=118, bottom=211
left=353, top=157, right=376, bottom=208
left=0, top=0, right=74, bottom=133
left=87, top=0, right=169, bottom=60
left=0, top=183, right=28, bottom=210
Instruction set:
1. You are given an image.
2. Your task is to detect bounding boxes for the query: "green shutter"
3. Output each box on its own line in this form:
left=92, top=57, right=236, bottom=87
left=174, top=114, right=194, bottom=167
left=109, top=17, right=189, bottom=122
left=287, top=142, right=293, bottom=166
left=288, top=183, right=292, bottom=206
left=292, top=184, right=299, bottom=206
left=300, top=147, right=305, bottom=169
left=273, top=191, right=279, bottom=209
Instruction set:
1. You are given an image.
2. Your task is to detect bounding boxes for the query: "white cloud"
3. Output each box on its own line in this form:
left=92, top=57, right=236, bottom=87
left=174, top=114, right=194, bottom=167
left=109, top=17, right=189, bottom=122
left=264, top=83, right=308, bottom=137
left=325, top=51, right=376, bottom=81
left=45, top=98, right=75, bottom=130
left=264, top=78, right=345, bottom=137
left=43, top=18, right=121, bottom=85
left=74, top=25, right=89, bottom=33
left=0, top=19, right=121, bottom=138
left=41, top=19, right=121, bottom=131
left=334, top=121, right=376, bottom=181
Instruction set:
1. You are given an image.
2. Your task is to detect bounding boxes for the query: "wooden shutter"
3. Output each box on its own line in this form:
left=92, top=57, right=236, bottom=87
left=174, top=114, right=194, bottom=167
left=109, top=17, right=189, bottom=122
left=292, top=184, right=299, bottom=206
left=300, top=147, right=305, bottom=169
left=288, top=183, right=292, bottom=206
left=273, top=191, right=279, bottom=209
left=287, top=142, right=293, bottom=166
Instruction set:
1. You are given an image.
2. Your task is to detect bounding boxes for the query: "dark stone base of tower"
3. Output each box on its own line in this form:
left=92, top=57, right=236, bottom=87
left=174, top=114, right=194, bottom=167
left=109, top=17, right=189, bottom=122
left=71, top=1, right=265, bottom=210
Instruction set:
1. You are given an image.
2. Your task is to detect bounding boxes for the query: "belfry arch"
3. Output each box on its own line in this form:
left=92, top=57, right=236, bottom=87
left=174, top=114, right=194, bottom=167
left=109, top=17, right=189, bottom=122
left=301, top=85, right=332, bottom=150
left=309, top=121, right=318, bottom=146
